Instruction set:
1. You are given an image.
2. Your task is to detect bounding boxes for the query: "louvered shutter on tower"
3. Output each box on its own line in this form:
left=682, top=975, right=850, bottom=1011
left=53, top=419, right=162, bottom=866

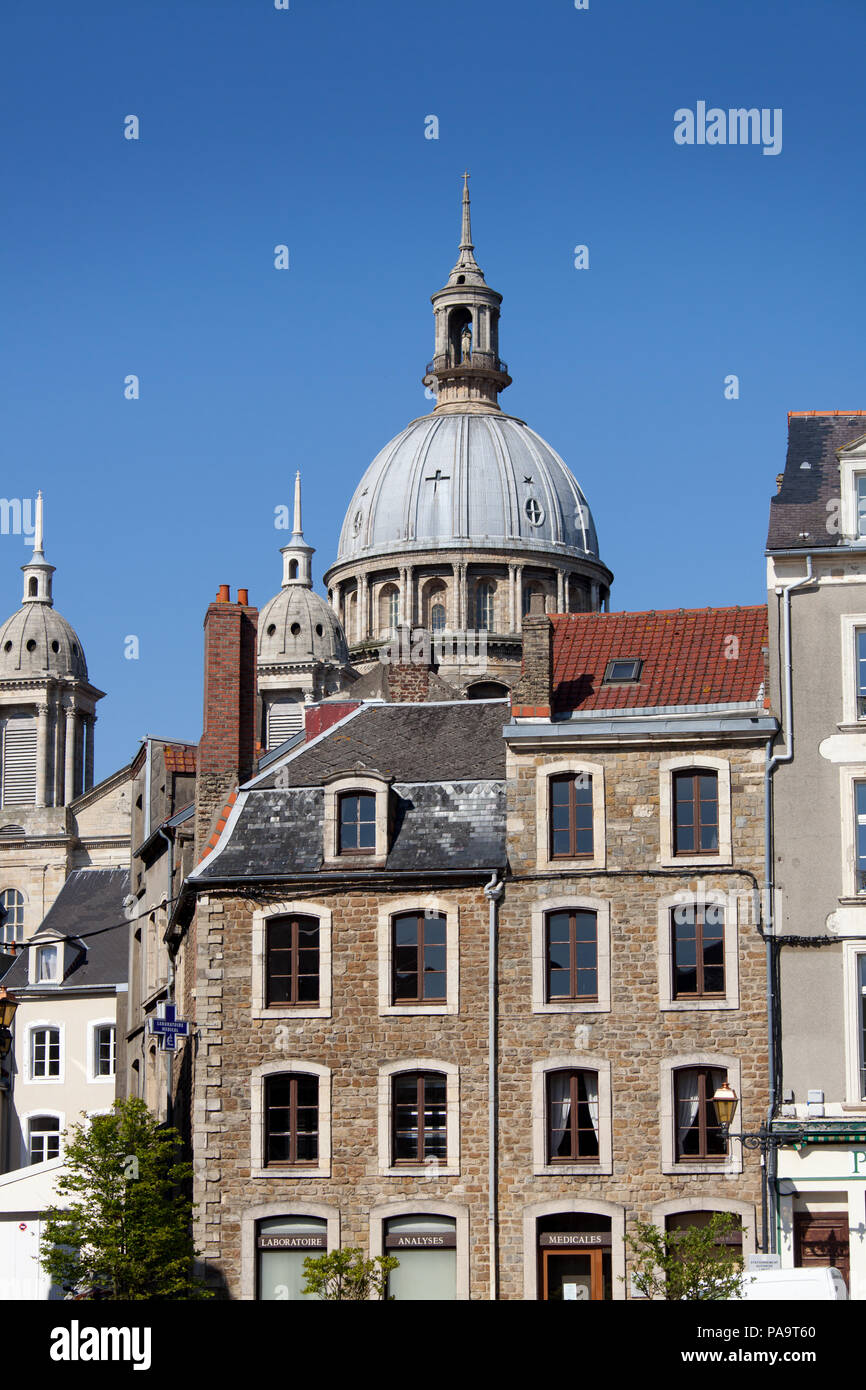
left=267, top=699, right=303, bottom=749
left=1, top=718, right=37, bottom=806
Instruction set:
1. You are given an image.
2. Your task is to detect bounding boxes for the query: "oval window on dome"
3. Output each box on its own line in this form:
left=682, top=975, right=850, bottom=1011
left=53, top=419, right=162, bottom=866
left=72, top=645, right=78, bottom=656
left=290, top=622, right=301, bottom=637
left=315, top=624, right=323, bottom=637
left=3, top=642, right=11, bottom=653
left=25, top=640, right=36, bottom=653
left=266, top=624, right=276, bottom=637
left=51, top=640, right=59, bottom=653
left=352, top=510, right=363, bottom=536
left=525, top=498, right=545, bottom=527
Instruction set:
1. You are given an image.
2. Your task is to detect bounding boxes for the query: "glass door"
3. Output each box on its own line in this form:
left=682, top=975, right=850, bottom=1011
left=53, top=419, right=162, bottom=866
left=542, top=1250, right=604, bottom=1301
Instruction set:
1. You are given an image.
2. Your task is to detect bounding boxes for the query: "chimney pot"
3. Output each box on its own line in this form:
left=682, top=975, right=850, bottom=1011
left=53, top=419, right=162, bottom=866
left=237, top=588, right=249, bottom=606
left=217, top=584, right=230, bottom=603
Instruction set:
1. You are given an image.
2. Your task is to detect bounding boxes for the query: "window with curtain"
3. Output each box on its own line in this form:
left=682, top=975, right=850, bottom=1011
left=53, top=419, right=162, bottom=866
left=674, top=1066, right=727, bottom=1159
left=546, top=1069, right=600, bottom=1162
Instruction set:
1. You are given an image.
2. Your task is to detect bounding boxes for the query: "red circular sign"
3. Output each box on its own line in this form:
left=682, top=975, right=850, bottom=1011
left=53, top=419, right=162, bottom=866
left=18, top=1223, right=26, bottom=1231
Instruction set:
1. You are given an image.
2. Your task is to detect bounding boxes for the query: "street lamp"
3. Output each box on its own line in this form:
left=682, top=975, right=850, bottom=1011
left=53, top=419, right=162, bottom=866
left=0, top=985, right=17, bottom=1059
left=711, top=1081, right=805, bottom=1254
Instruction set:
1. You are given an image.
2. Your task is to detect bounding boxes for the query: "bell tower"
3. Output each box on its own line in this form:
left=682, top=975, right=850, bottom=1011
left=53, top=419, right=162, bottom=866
left=423, top=174, right=512, bottom=414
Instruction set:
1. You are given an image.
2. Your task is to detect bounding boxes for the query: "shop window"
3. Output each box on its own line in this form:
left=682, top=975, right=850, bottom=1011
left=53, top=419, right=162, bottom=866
left=256, top=1216, right=327, bottom=1301
left=385, top=1215, right=456, bottom=1301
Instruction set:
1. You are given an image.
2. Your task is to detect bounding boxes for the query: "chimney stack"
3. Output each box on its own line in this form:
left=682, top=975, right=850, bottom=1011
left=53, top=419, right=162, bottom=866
left=196, top=587, right=258, bottom=860
left=511, top=612, right=553, bottom=717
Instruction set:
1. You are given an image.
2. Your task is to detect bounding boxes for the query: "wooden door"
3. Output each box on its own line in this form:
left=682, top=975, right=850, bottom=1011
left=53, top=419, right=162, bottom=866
left=794, top=1211, right=849, bottom=1288
left=542, top=1249, right=604, bottom=1301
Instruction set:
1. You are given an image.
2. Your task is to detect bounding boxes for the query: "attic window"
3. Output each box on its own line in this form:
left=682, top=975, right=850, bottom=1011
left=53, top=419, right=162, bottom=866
left=603, top=658, right=643, bottom=685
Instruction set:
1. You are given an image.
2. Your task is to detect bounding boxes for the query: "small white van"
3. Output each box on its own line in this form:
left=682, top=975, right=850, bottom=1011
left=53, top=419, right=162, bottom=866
left=737, top=1267, right=847, bottom=1300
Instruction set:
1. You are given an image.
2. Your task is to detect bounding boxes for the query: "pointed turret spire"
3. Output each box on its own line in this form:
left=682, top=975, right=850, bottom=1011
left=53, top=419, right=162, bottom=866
left=280, top=471, right=314, bottom=587
left=449, top=171, right=485, bottom=285
left=21, top=490, right=55, bottom=604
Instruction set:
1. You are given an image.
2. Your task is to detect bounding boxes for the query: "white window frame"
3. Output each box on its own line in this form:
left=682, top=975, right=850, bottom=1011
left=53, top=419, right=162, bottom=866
left=377, top=1059, right=460, bottom=1177
left=251, top=1060, right=331, bottom=1180
left=839, top=442, right=866, bottom=542
left=531, top=1054, right=613, bottom=1176
left=839, top=766, right=866, bottom=900
left=839, top=614, right=866, bottom=727
left=658, top=756, right=732, bottom=867
left=28, top=935, right=65, bottom=986
left=531, top=895, right=611, bottom=1014
left=378, top=895, right=459, bottom=1017
left=657, top=889, right=740, bottom=1011
left=87, top=1017, right=117, bottom=1083
left=843, top=941, right=866, bottom=1104
left=22, top=1109, right=64, bottom=1167
left=322, top=774, right=389, bottom=868
left=26, top=1021, right=64, bottom=1084
left=660, top=1053, right=742, bottom=1176
left=0, top=887, right=26, bottom=945
left=251, top=901, right=332, bottom=1021
left=368, top=1199, right=470, bottom=1301
left=535, top=759, right=606, bottom=872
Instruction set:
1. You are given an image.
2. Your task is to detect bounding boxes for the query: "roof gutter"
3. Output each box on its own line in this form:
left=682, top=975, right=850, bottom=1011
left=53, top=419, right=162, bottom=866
left=505, top=715, right=777, bottom=742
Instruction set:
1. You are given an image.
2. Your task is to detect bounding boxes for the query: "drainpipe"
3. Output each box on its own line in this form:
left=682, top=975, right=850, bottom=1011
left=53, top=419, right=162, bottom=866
left=157, top=826, right=175, bottom=1127
left=483, top=871, right=504, bottom=1301
left=764, top=555, right=814, bottom=1250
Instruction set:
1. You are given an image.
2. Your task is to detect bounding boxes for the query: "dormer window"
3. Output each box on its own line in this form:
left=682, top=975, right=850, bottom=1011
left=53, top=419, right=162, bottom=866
left=602, top=658, right=642, bottom=684
left=857, top=475, right=866, bottom=538
left=37, top=944, right=60, bottom=983
left=339, top=793, right=376, bottom=854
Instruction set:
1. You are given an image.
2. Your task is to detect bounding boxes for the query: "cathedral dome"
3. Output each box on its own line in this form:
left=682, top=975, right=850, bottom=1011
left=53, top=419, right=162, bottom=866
left=258, top=584, right=349, bottom=668
left=335, top=411, right=599, bottom=564
left=0, top=603, right=88, bottom=681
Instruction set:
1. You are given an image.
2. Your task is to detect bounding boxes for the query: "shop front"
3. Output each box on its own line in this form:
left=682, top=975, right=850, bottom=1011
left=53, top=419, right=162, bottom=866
left=775, top=1129, right=866, bottom=1300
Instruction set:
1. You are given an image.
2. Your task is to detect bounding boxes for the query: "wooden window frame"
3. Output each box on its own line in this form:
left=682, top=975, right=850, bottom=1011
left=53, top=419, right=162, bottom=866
left=264, top=1073, right=319, bottom=1168
left=545, top=1069, right=601, bottom=1165
left=548, top=773, right=594, bottom=861
left=337, top=791, right=377, bottom=856
left=266, top=914, right=320, bottom=1008
left=391, top=911, right=447, bottom=1005
left=391, top=1071, right=448, bottom=1166
left=674, top=1067, right=728, bottom=1162
left=544, top=910, right=598, bottom=1003
left=670, top=905, right=726, bottom=1000
left=672, top=770, right=719, bottom=857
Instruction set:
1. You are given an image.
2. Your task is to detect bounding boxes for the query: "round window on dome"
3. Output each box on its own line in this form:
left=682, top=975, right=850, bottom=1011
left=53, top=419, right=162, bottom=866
left=3, top=641, right=11, bottom=653
left=266, top=624, right=276, bottom=637
left=315, top=624, right=323, bottom=637
left=26, top=640, right=36, bottom=652
left=352, top=510, right=363, bottom=536
left=524, top=497, right=544, bottom=527
left=290, top=623, right=301, bottom=637
left=51, top=640, right=59, bottom=653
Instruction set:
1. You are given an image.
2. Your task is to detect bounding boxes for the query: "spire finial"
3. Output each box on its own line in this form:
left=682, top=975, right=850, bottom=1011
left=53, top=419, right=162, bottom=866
left=460, top=171, right=472, bottom=251
left=33, top=490, right=44, bottom=557
left=293, top=470, right=303, bottom=536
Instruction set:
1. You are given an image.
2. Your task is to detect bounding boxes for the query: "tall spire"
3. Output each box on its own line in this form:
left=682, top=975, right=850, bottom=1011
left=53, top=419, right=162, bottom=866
left=449, top=171, right=485, bottom=285
left=21, top=490, right=55, bottom=605
left=280, top=471, right=314, bottom=588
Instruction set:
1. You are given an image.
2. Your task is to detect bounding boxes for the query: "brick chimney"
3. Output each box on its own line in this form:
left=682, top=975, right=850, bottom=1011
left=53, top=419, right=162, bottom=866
left=386, top=663, right=433, bottom=703
left=196, top=586, right=258, bottom=860
left=511, top=611, right=553, bottom=717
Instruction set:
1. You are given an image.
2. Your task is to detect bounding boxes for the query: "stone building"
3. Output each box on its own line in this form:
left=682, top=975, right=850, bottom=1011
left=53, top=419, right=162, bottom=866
left=765, top=409, right=866, bottom=1297
left=165, top=586, right=776, bottom=1299
left=323, top=177, right=613, bottom=697
left=0, top=496, right=131, bottom=949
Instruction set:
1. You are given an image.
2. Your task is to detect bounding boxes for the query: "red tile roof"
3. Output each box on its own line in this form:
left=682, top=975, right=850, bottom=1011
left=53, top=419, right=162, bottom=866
left=551, top=606, right=768, bottom=715
left=163, top=743, right=198, bottom=773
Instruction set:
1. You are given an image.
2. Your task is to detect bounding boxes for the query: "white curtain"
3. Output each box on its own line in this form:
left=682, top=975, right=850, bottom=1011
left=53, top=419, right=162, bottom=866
left=582, top=1071, right=599, bottom=1140
left=676, top=1067, right=701, bottom=1153
left=549, top=1072, right=572, bottom=1144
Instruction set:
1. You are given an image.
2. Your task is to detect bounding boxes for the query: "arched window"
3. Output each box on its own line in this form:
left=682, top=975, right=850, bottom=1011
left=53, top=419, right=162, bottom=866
left=447, top=308, right=472, bottom=366
left=465, top=681, right=509, bottom=700
left=257, top=1215, right=328, bottom=1301
left=0, top=888, right=25, bottom=943
left=379, top=585, right=399, bottom=636
left=289, top=559, right=299, bottom=580
left=28, top=577, right=38, bottom=597
left=431, top=603, right=446, bottom=632
left=424, top=581, right=448, bottom=632
left=475, top=580, right=495, bottom=631
left=28, top=1115, right=61, bottom=1164
left=385, top=1215, right=457, bottom=1301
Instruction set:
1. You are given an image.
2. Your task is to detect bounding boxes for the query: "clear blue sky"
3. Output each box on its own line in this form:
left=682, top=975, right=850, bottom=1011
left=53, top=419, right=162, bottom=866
left=2, top=0, right=864, bottom=780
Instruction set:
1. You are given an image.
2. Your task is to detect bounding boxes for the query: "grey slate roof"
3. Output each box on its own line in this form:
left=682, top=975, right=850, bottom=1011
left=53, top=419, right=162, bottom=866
left=766, top=414, right=866, bottom=552
left=196, top=701, right=508, bottom=880
left=3, top=867, right=130, bottom=990
left=253, top=700, right=508, bottom=788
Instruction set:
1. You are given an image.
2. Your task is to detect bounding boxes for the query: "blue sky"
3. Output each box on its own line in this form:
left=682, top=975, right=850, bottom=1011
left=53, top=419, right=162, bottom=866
left=1, top=0, right=865, bottom=779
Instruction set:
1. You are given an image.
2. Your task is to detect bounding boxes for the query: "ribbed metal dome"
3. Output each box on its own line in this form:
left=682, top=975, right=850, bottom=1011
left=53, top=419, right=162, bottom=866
left=258, top=584, right=349, bottom=668
left=0, top=603, right=87, bottom=680
left=336, top=412, right=599, bottom=563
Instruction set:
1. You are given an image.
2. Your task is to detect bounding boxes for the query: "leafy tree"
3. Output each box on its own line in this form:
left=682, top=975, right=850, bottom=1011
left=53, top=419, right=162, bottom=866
left=39, top=1097, right=211, bottom=1301
left=625, top=1212, right=746, bottom=1301
left=301, top=1247, right=399, bottom=1301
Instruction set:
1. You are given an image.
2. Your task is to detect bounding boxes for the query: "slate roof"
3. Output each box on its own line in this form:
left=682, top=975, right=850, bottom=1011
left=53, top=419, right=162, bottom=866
left=253, top=701, right=507, bottom=788
left=766, top=412, right=866, bottom=552
left=551, top=607, right=767, bottom=715
left=195, top=701, right=508, bottom=880
left=3, top=867, right=130, bottom=990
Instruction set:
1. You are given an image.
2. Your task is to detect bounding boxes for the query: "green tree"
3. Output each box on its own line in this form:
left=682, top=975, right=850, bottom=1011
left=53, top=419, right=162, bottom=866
left=625, top=1212, right=746, bottom=1301
left=39, top=1097, right=211, bottom=1301
left=301, top=1247, right=399, bottom=1301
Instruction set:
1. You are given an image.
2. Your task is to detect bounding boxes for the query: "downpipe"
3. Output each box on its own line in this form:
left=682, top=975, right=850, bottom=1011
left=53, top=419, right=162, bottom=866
left=484, top=871, right=504, bottom=1301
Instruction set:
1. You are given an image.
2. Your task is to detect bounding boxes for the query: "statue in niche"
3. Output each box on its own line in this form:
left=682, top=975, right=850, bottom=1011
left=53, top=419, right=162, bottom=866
left=461, top=324, right=472, bottom=364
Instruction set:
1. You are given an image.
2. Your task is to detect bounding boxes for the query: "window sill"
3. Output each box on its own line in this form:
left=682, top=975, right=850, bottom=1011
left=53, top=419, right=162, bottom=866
left=380, top=1004, right=457, bottom=1017
left=537, top=855, right=607, bottom=873
left=322, top=855, right=387, bottom=871
left=660, top=999, right=738, bottom=1012
left=835, top=723, right=866, bottom=735
left=658, top=853, right=732, bottom=869
left=381, top=1164, right=459, bottom=1179
left=252, top=1164, right=330, bottom=1180
left=252, top=1006, right=331, bottom=1021
left=534, top=1161, right=613, bottom=1177
left=534, top=1001, right=610, bottom=1015
left=664, top=1160, right=741, bottom=1177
